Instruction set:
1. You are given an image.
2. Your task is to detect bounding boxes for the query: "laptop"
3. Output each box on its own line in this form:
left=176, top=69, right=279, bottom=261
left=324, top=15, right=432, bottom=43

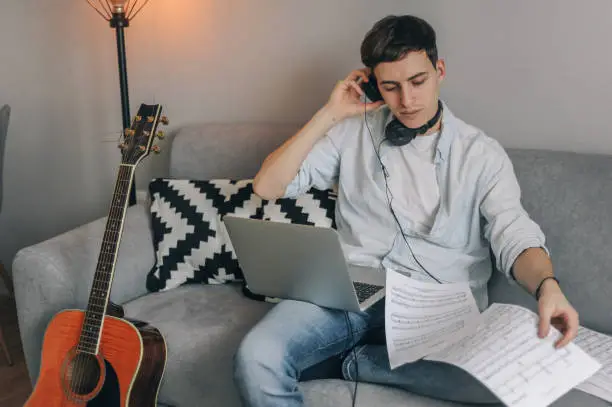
left=223, top=216, right=385, bottom=313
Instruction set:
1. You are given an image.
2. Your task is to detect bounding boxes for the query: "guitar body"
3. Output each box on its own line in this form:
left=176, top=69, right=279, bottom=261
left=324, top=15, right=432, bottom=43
left=25, top=309, right=166, bottom=407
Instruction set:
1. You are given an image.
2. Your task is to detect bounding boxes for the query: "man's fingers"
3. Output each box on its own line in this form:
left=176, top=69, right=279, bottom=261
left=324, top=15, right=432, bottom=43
left=554, top=320, right=572, bottom=348
left=346, top=80, right=364, bottom=97
left=538, top=304, right=553, bottom=338
left=555, top=311, right=579, bottom=348
left=347, top=100, right=384, bottom=117
left=555, top=330, right=572, bottom=348
left=346, top=69, right=370, bottom=83
left=363, top=100, right=385, bottom=111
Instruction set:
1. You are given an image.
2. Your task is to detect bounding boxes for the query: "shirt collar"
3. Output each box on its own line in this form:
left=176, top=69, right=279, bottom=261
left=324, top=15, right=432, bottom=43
left=377, top=100, right=457, bottom=164
left=435, top=100, right=457, bottom=163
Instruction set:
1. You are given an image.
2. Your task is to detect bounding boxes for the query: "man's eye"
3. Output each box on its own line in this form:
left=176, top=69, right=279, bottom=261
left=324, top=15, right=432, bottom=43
left=413, top=80, right=425, bottom=86
left=383, top=87, right=397, bottom=92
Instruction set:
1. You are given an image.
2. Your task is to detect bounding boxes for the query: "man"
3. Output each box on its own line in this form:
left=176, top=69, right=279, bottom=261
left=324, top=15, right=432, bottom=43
left=233, top=14, right=579, bottom=406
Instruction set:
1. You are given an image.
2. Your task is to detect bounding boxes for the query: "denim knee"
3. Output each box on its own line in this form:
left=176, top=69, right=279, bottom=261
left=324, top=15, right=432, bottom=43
left=233, top=329, right=293, bottom=390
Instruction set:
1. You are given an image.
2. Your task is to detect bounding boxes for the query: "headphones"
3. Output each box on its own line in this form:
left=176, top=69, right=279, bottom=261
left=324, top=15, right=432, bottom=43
left=361, top=73, right=443, bottom=146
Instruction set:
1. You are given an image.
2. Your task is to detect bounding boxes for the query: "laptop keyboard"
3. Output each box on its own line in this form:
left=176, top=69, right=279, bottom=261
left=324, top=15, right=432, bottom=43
left=353, top=282, right=384, bottom=303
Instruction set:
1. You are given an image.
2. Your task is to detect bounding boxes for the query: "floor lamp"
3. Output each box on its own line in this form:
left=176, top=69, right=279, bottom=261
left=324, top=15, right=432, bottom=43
left=87, top=0, right=151, bottom=206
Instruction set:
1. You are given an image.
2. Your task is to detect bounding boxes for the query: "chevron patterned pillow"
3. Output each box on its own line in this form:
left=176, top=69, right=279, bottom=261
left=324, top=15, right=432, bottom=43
left=145, top=178, right=337, bottom=295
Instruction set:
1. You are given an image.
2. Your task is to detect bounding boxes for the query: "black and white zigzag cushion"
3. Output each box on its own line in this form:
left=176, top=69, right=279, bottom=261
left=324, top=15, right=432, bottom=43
left=145, top=178, right=338, bottom=297
left=146, top=178, right=264, bottom=292
left=260, top=187, right=337, bottom=228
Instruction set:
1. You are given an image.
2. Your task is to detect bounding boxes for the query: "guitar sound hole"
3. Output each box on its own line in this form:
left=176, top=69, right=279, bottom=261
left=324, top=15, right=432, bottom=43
left=62, top=351, right=103, bottom=398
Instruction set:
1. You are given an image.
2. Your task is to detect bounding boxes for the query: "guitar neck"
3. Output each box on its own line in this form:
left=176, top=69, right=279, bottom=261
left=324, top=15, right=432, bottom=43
left=78, top=164, right=135, bottom=354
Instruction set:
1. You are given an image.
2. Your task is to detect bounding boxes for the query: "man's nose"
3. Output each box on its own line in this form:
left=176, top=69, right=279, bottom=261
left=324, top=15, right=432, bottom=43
left=400, top=85, right=413, bottom=107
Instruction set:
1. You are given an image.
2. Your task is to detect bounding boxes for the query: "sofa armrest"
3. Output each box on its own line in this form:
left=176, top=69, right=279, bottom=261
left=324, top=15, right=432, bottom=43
left=12, top=203, right=155, bottom=384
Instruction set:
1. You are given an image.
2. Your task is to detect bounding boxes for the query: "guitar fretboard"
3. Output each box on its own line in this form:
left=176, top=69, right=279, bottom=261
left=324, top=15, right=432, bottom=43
left=77, top=164, right=134, bottom=354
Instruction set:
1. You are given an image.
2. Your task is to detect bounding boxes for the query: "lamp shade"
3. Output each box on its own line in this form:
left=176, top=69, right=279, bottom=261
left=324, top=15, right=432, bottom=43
left=87, top=0, right=151, bottom=20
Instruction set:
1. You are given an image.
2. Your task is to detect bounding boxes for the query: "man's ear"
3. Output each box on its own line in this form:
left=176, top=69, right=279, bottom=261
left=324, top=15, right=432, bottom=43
left=436, top=59, right=446, bottom=82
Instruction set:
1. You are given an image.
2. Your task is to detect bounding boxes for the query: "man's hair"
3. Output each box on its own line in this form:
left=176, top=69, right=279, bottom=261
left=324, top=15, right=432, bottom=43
left=361, top=15, right=438, bottom=70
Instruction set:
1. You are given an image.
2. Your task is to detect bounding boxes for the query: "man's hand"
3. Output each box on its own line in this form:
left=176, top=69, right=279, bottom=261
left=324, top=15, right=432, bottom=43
left=537, top=279, right=579, bottom=348
left=324, top=68, right=385, bottom=122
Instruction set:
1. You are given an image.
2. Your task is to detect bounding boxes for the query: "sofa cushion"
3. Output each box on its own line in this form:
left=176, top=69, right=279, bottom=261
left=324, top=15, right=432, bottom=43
left=261, top=186, right=337, bottom=228
left=123, top=284, right=274, bottom=407
left=146, top=177, right=337, bottom=297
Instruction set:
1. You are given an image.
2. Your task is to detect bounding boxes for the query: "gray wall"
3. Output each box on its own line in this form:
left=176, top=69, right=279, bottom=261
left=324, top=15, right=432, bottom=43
left=1, top=0, right=611, bottom=295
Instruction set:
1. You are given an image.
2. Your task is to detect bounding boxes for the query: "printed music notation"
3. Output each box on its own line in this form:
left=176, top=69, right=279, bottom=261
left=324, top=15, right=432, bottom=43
left=424, top=304, right=601, bottom=407
left=385, top=269, right=607, bottom=407
left=385, top=268, right=483, bottom=368
left=574, top=326, right=612, bottom=403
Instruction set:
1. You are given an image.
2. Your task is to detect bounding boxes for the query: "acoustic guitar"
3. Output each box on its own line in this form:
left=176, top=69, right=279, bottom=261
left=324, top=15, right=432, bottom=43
left=25, top=104, right=169, bottom=406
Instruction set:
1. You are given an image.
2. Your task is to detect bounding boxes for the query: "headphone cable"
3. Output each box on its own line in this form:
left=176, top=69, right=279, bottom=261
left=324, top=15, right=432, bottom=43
left=344, top=311, right=358, bottom=407
left=363, top=102, right=442, bottom=284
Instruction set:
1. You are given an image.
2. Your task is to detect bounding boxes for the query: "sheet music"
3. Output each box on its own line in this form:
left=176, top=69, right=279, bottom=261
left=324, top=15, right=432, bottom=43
left=425, top=303, right=602, bottom=407
left=385, top=268, right=482, bottom=368
left=574, top=325, right=612, bottom=403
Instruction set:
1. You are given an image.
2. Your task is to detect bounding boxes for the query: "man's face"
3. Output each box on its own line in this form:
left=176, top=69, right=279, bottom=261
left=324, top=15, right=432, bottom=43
left=373, top=51, right=445, bottom=129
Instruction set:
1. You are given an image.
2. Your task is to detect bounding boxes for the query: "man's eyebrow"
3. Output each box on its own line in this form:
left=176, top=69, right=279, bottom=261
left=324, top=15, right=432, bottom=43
left=380, top=72, right=428, bottom=85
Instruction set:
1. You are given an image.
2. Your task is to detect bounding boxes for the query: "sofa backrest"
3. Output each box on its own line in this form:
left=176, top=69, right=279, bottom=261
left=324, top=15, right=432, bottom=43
left=169, top=123, right=301, bottom=180
left=488, top=148, right=612, bottom=335
left=170, top=123, right=612, bottom=335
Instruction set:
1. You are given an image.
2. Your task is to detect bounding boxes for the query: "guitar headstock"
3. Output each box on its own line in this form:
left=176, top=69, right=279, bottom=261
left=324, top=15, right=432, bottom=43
left=119, top=103, right=169, bottom=165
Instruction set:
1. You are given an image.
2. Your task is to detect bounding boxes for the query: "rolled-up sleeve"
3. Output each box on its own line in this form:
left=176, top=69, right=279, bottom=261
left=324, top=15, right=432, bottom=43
left=283, top=132, right=341, bottom=198
left=479, top=144, right=550, bottom=281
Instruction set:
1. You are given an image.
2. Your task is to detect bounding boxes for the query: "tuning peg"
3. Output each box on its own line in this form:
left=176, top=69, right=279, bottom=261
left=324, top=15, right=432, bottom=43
left=124, top=129, right=135, bottom=137
left=156, top=131, right=165, bottom=140
left=135, top=115, right=142, bottom=122
left=139, top=145, right=146, bottom=152
left=160, top=116, right=169, bottom=125
left=151, top=145, right=161, bottom=154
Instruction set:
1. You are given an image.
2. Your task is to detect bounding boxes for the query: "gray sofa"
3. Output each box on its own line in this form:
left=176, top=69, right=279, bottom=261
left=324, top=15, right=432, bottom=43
left=12, top=122, right=612, bottom=406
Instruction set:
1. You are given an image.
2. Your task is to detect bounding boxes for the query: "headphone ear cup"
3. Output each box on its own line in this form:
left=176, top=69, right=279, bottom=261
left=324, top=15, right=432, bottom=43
left=361, top=73, right=383, bottom=102
left=385, top=101, right=443, bottom=147
left=385, top=118, right=416, bottom=146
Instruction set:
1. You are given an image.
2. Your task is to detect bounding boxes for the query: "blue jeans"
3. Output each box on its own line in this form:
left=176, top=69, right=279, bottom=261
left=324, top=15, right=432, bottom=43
left=233, top=299, right=500, bottom=406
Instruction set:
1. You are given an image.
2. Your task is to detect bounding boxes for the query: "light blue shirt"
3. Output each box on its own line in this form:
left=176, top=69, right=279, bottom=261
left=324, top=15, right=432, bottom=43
left=284, top=101, right=548, bottom=311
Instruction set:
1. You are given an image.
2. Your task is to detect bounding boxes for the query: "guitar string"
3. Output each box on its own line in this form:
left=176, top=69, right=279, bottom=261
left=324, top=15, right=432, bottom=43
left=80, top=164, right=131, bottom=398
left=88, top=165, right=130, bottom=331
left=88, top=167, right=128, bottom=324
left=75, top=127, right=138, bottom=397
left=75, top=164, right=131, bottom=398
left=73, top=164, right=118, bottom=397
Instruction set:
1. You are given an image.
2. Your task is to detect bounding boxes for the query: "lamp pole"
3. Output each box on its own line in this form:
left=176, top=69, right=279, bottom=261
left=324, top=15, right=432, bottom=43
left=87, top=0, right=152, bottom=206
left=110, top=11, right=136, bottom=206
